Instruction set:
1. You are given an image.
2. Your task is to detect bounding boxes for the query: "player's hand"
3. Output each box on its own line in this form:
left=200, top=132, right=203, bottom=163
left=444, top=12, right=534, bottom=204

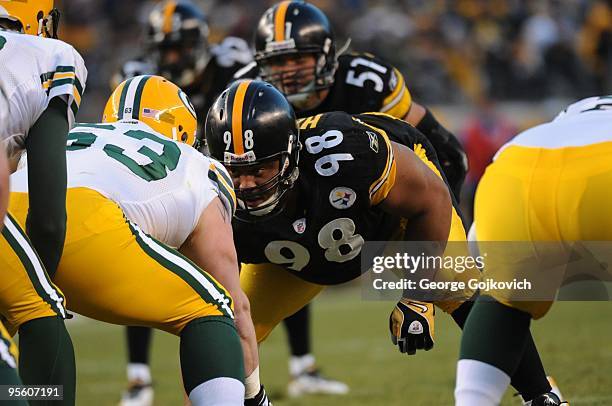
left=389, top=299, right=435, bottom=355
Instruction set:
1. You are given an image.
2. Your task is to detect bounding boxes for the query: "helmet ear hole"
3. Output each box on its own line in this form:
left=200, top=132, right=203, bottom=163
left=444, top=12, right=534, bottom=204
left=219, top=109, right=224, bottom=121
left=178, top=125, right=184, bottom=132
left=181, top=132, right=188, bottom=142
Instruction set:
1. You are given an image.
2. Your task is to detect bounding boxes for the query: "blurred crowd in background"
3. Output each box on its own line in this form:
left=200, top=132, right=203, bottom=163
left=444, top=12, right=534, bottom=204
left=55, top=0, right=612, bottom=219
left=57, top=0, right=611, bottom=104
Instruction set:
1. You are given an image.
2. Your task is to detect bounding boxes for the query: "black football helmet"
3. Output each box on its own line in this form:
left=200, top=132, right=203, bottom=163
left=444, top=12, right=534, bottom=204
left=206, top=80, right=300, bottom=222
left=147, top=0, right=209, bottom=88
left=254, top=1, right=337, bottom=108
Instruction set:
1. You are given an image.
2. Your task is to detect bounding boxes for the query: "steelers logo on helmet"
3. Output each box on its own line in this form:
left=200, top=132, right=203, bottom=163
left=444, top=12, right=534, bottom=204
left=0, top=0, right=60, bottom=38
left=254, top=1, right=338, bottom=111
left=206, top=80, right=300, bottom=222
left=104, top=75, right=198, bottom=146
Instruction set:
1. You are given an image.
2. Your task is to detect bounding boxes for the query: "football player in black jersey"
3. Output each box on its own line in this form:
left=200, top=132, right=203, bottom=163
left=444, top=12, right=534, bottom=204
left=205, top=79, right=564, bottom=405
left=112, top=0, right=252, bottom=144
left=234, top=1, right=467, bottom=201
left=112, top=2, right=253, bottom=405
left=231, top=1, right=468, bottom=395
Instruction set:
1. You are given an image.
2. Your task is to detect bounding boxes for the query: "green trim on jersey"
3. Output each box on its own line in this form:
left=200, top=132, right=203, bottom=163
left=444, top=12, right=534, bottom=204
left=208, top=168, right=236, bottom=216
left=70, top=101, right=79, bottom=117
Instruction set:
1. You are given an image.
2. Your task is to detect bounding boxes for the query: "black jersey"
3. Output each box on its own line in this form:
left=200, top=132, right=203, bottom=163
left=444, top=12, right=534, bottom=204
left=233, top=111, right=442, bottom=285
left=114, top=37, right=252, bottom=126
left=234, top=52, right=413, bottom=120
left=234, top=52, right=467, bottom=202
left=298, top=53, right=412, bottom=119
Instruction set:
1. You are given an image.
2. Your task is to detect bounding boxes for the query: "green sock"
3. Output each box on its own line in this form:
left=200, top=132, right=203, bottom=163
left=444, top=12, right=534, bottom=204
left=0, top=364, right=28, bottom=406
left=18, top=316, right=75, bottom=406
left=510, top=331, right=552, bottom=401
left=180, top=316, right=244, bottom=395
left=460, top=296, right=531, bottom=376
left=452, top=298, right=551, bottom=400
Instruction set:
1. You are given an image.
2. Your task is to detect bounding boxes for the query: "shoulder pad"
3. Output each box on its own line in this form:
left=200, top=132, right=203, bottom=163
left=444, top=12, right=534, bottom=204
left=335, top=53, right=411, bottom=118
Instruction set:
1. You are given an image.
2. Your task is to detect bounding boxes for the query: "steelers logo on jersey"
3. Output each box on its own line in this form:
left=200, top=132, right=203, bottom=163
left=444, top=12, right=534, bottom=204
left=329, top=187, right=357, bottom=210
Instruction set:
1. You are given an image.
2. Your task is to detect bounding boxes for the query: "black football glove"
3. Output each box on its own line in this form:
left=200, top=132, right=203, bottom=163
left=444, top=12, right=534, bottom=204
left=389, top=299, right=435, bottom=355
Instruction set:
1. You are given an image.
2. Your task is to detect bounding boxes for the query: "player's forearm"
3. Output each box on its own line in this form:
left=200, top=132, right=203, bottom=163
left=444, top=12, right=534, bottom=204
left=233, top=290, right=259, bottom=375
left=412, top=107, right=457, bottom=150
left=24, top=98, right=69, bottom=276
left=382, top=142, right=452, bottom=242
left=205, top=256, right=259, bottom=374
left=178, top=203, right=260, bottom=374
left=196, top=256, right=259, bottom=374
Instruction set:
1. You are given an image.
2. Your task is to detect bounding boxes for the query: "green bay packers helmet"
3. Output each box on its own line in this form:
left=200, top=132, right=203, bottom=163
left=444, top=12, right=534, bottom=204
left=254, top=1, right=337, bottom=105
left=0, top=0, right=59, bottom=38
left=205, top=80, right=300, bottom=221
left=103, top=75, right=198, bottom=146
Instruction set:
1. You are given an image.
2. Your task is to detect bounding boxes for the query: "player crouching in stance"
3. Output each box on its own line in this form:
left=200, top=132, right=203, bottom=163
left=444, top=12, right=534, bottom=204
left=455, top=98, right=612, bottom=406
left=0, top=94, right=23, bottom=398
left=0, top=1, right=88, bottom=402
left=9, top=76, right=247, bottom=405
left=205, top=80, right=561, bottom=402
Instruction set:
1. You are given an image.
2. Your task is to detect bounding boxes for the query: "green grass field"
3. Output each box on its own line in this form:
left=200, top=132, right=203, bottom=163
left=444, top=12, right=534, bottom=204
left=67, top=286, right=611, bottom=405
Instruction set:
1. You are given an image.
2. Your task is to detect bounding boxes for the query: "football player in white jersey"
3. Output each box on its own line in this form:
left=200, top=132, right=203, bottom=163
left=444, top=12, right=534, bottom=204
left=0, top=90, right=22, bottom=400
left=0, top=89, right=9, bottom=222
left=455, top=97, right=612, bottom=406
left=113, top=3, right=255, bottom=402
left=0, top=1, right=87, bottom=402
left=10, top=75, right=259, bottom=406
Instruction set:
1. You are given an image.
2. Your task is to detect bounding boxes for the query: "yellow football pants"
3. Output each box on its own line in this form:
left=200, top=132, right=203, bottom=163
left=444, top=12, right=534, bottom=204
left=0, top=212, right=67, bottom=336
left=9, top=188, right=234, bottom=335
left=475, top=142, right=612, bottom=318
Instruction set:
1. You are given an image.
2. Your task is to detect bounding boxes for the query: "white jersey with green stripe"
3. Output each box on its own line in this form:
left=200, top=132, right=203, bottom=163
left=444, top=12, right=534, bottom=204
left=11, top=120, right=235, bottom=248
left=0, top=30, right=87, bottom=159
